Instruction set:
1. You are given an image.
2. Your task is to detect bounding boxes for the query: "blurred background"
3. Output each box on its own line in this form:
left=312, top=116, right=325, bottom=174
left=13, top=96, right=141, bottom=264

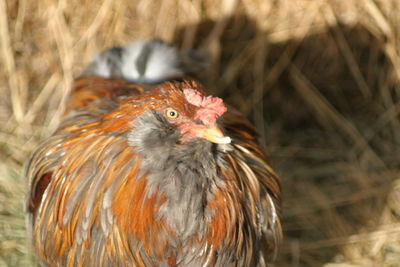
left=0, top=0, right=399, bottom=266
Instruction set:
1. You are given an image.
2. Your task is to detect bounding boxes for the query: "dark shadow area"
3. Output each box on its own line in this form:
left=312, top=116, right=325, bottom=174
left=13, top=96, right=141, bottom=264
left=174, top=14, right=399, bottom=266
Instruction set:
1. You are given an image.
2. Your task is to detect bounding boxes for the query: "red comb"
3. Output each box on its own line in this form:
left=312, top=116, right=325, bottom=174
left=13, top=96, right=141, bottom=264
left=184, top=89, right=227, bottom=124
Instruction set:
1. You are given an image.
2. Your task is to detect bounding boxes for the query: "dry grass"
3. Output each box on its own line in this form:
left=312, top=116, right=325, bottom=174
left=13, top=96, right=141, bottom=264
left=1, top=0, right=400, bottom=266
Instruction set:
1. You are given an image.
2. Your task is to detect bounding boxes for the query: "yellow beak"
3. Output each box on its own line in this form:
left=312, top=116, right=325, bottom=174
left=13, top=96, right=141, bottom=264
left=194, top=126, right=231, bottom=144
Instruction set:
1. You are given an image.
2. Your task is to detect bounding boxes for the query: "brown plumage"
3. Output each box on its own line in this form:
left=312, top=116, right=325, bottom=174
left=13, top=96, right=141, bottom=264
left=26, top=41, right=282, bottom=266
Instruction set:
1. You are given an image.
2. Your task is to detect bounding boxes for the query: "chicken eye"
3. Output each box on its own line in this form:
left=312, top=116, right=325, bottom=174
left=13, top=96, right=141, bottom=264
left=165, top=108, right=179, bottom=119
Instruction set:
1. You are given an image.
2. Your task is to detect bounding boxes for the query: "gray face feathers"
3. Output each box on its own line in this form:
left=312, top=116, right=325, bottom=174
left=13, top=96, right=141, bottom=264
left=82, top=40, right=209, bottom=83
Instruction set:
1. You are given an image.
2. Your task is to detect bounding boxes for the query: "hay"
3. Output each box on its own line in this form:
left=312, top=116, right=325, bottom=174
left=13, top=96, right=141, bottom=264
left=0, top=0, right=399, bottom=266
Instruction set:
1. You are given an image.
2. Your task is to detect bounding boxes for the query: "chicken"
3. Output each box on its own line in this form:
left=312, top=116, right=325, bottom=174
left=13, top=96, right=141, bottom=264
left=26, top=40, right=282, bottom=266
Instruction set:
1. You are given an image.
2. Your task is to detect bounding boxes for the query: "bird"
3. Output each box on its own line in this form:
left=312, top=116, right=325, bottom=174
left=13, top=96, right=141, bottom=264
left=26, top=40, right=282, bottom=266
